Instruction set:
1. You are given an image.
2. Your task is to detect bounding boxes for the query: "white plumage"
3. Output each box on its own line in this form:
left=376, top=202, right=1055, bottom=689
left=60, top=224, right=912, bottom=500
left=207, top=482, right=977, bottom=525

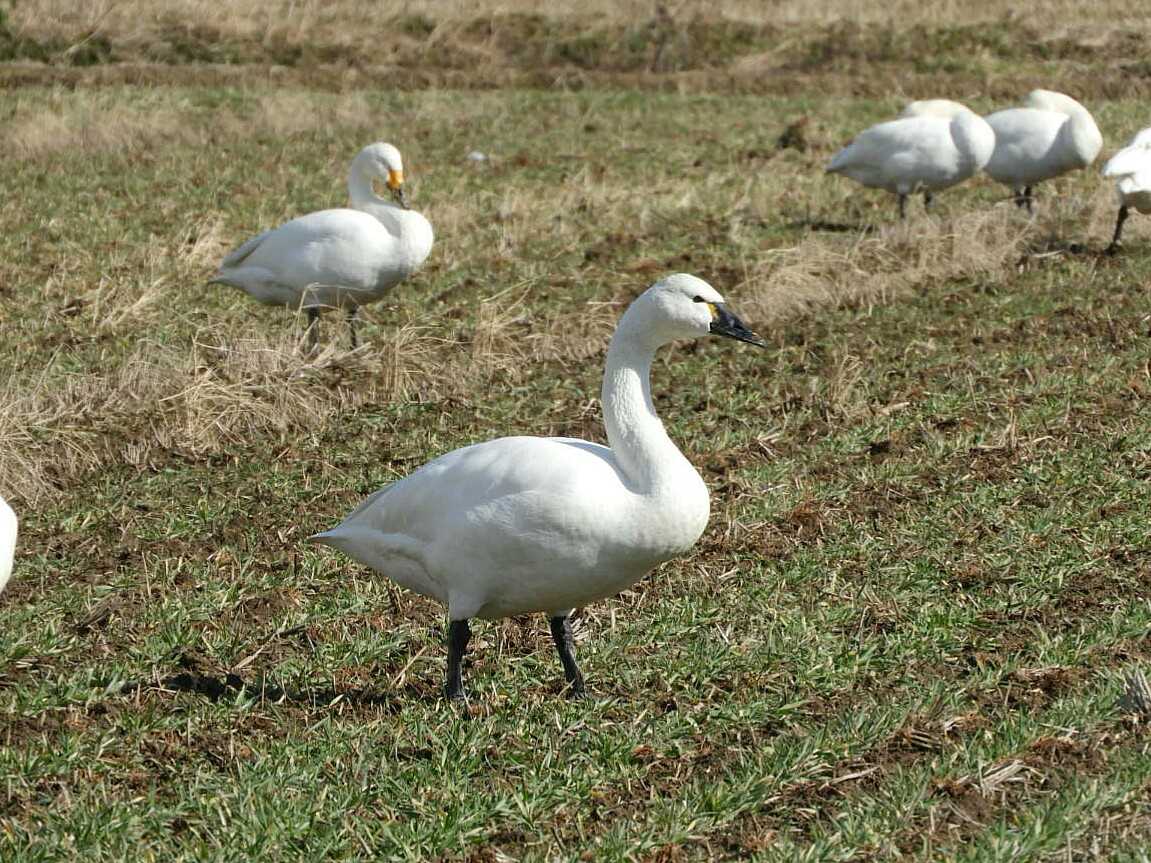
left=211, top=142, right=434, bottom=348
left=1102, top=127, right=1151, bottom=252
left=0, top=495, right=16, bottom=594
left=983, top=90, right=1103, bottom=212
left=310, top=274, right=766, bottom=700
left=827, top=103, right=995, bottom=219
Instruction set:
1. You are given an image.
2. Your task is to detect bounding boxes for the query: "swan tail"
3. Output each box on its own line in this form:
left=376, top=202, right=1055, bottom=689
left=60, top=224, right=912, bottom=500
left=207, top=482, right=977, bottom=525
left=220, top=228, right=274, bottom=269
left=1103, top=147, right=1146, bottom=179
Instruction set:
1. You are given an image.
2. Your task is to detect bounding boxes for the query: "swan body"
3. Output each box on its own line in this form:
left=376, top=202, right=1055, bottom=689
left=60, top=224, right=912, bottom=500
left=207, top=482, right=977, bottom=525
left=1101, top=126, right=1151, bottom=251
left=983, top=90, right=1103, bottom=211
left=0, top=495, right=16, bottom=593
left=900, top=99, right=972, bottom=120
left=826, top=106, right=995, bottom=218
left=212, top=142, right=434, bottom=346
left=311, top=273, right=766, bottom=699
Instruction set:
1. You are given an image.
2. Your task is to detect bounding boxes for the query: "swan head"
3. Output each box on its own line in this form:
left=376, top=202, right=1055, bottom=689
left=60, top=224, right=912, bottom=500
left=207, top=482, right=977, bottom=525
left=633, top=273, right=766, bottom=348
left=356, top=142, right=409, bottom=208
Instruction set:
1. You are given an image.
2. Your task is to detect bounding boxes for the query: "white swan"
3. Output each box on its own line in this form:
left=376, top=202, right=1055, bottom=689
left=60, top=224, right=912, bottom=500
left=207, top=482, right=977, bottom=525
left=1101, top=127, right=1151, bottom=253
left=900, top=99, right=972, bottom=120
left=211, top=142, right=434, bottom=348
left=983, top=90, right=1103, bottom=213
left=0, top=495, right=16, bottom=594
left=310, top=274, right=766, bottom=700
left=826, top=104, right=995, bottom=219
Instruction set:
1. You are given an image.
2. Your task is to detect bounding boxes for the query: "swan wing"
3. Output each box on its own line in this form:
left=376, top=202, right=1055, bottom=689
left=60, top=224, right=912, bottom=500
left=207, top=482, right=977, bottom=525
left=213, top=209, right=403, bottom=307
left=310, top=437, right=630, bottom=614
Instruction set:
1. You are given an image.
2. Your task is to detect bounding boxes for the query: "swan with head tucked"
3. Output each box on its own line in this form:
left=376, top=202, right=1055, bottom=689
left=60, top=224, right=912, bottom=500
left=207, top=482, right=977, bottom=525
left=211, top=142, right=434, bottom=348
left=0, top=495, right=16, bottom=594
left=983, top=90, right=1103, bottom=213
left=1101, top=127, right=1151, bottom=253
left=310, top=274, right=766, bottom=701
left=826, top=102, right=995, bottom=219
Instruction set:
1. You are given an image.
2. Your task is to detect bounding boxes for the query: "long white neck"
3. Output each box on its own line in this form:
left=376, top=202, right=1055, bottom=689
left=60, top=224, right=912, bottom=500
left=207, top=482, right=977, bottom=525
left=346, top=166, right=435, bottom=275
left=601, top=315, right=697, bottom=494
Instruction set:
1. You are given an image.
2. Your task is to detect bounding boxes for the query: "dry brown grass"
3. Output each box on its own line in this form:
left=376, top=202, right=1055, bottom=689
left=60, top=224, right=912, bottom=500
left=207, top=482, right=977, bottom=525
left=8, top=0, right=1145, bottom=37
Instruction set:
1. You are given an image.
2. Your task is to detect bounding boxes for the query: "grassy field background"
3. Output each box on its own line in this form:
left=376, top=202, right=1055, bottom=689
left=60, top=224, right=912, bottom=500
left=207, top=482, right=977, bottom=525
left=2, top=2, right=1151, bottom=861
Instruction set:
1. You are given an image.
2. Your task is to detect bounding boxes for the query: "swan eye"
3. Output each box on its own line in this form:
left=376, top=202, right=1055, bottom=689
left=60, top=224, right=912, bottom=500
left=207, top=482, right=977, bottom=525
left=691, top=295, right=705, bottom=302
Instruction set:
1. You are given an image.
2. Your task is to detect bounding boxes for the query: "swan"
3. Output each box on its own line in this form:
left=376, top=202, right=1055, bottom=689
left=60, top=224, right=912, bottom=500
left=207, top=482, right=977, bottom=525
left=983, top=90, right=1103, bottom=213
left=0, top=495, right=16, bottom=594
left=211, top=142, right=434, bottom=349
left=826, top=104, right=995, bottom=219
left=1101, top=127, right=1151, bottom=253
left=310, top=274, right=766, bottom=701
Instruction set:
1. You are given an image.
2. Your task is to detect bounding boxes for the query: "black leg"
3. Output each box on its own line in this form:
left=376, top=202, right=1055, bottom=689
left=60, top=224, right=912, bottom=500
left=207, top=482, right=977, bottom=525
left=549, top=615, right=586, bottom=698
left=1107, top=205, right=1130, bottom=255
left=897, top=194, right=907, bottom=221
left=1013, top=187, right=1026, bottom=209
left=1024, top=185, right=1034, bottom=215
left=346, top=307, right=358, bottom=349
left=305, top=307, right=320, bottom=352
left=923, top=190, right=933, bottom=213
left=444, top=619, right=471, bottom=701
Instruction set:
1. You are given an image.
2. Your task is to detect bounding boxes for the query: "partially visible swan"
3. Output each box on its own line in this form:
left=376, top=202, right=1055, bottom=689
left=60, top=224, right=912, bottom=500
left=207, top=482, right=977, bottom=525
left=900, top=99, right=971, bottom=120
left=0, top=495, right=16, bottom=594
left=310, top=274, right=766, bottom=701
left=1101, top=127, right=1151, bottom=253
left=827, top=104, right=995, bottom=219
left=983, top=90, right=1103, bottom=213
left=211, top=143, right=434, bottom=349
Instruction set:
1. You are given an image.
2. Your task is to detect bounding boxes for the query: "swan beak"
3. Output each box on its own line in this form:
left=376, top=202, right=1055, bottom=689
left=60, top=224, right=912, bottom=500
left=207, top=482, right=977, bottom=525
left=709, top=303, right=767, bottom=347
left=386, top=169, right=410, bottom=209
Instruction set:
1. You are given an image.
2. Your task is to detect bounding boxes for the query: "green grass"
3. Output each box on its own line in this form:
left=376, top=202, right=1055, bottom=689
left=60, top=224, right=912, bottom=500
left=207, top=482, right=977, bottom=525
left=2, top=79, right=1151, bottom=861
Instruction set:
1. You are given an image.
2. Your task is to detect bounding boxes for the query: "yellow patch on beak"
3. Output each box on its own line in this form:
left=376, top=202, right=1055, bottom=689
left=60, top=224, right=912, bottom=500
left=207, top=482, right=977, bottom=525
left=706, top=302, right=719, bottom=320
left=386, top=169, right=404, bottom=190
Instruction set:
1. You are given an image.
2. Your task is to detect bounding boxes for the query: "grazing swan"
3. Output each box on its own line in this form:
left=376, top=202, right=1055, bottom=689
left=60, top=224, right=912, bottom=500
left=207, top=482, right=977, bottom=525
left=826, top=104, right=995, bottom=219
left=983, top=90, right=1103, bottom=213
left=1101, top=127, right=1151, bottom=253
left=0, top=495, right=16, bottom=594
left=211, top=143, right=434, bottom=349
left=311, top=274, right=766, bottom=701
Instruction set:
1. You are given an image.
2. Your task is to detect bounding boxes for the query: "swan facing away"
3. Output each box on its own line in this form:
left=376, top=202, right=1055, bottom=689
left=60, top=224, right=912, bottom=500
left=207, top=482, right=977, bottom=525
left=1101, top=127, right=1151, bottom=253
left=310, top=274, right=766, bottom=701
left=211, top=143, right=434, bottom=349
left=983, top=90, right=1103, bottom=213
left=0, top=496, right=16, bottom=594
left=826, top=103, right=995, bottom=219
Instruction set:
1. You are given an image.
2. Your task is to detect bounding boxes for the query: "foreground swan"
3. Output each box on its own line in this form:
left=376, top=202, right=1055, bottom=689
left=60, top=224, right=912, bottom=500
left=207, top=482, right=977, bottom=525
left=983, top=90, right=1102, bottom=213
left=211, top=143, right=434, bottom=348
left=827, top=103, right=995, bottom=218
left=311, top=274, right=766, bottom=700
left=1101, top=127, right=1151, bottom=253
left=0, top=495, right=16, bottom=593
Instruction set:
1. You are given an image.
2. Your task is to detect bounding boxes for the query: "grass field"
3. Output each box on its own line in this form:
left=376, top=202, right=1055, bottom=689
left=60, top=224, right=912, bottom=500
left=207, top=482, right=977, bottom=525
left=3, top=3, right=1151, bottom=860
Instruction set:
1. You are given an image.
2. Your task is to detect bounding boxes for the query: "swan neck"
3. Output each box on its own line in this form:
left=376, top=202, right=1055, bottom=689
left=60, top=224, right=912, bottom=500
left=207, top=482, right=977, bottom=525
left=347, top=166, right=434, bottom=272
left=601, top=321, right=690, bottom=493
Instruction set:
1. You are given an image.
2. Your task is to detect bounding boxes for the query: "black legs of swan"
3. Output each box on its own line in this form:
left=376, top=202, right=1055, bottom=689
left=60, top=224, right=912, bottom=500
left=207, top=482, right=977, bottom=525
left=445, top=619, right=472, bottom=701
left=549, top=615, right=587, bottom=698
left=442, top=615, right=587, bottom=701
left=346, top=307, right=359, bottom=349
left=897, top=194, right=907, bottom=220
left=1107, top=205, right=1130, bottom=255
left=305, top=307, right=320, bottom=352
left=923, top=190, right=934, bottom=213
left=1013, top=186, right=1035, bottom=214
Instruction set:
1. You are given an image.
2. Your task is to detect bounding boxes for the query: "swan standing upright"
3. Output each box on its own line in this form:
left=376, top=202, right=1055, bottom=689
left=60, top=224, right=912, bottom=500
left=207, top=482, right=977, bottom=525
left=983, top=90, right=1103, bottom=213
left=311, top=274, right=766, bottom=701
left=826, top=103, right=995, bottom=219
left=1101, top=127, right=1151, bottom=253
left=0, top=495, right=16, bottom=594
left=211, top=143, right=434, bottom=349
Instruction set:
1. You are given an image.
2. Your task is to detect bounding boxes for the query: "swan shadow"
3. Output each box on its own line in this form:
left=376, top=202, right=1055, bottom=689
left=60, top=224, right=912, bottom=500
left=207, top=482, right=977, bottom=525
left=120, top=669, right=415, bottom=712
left=790, top=219, right=877, bottom=234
